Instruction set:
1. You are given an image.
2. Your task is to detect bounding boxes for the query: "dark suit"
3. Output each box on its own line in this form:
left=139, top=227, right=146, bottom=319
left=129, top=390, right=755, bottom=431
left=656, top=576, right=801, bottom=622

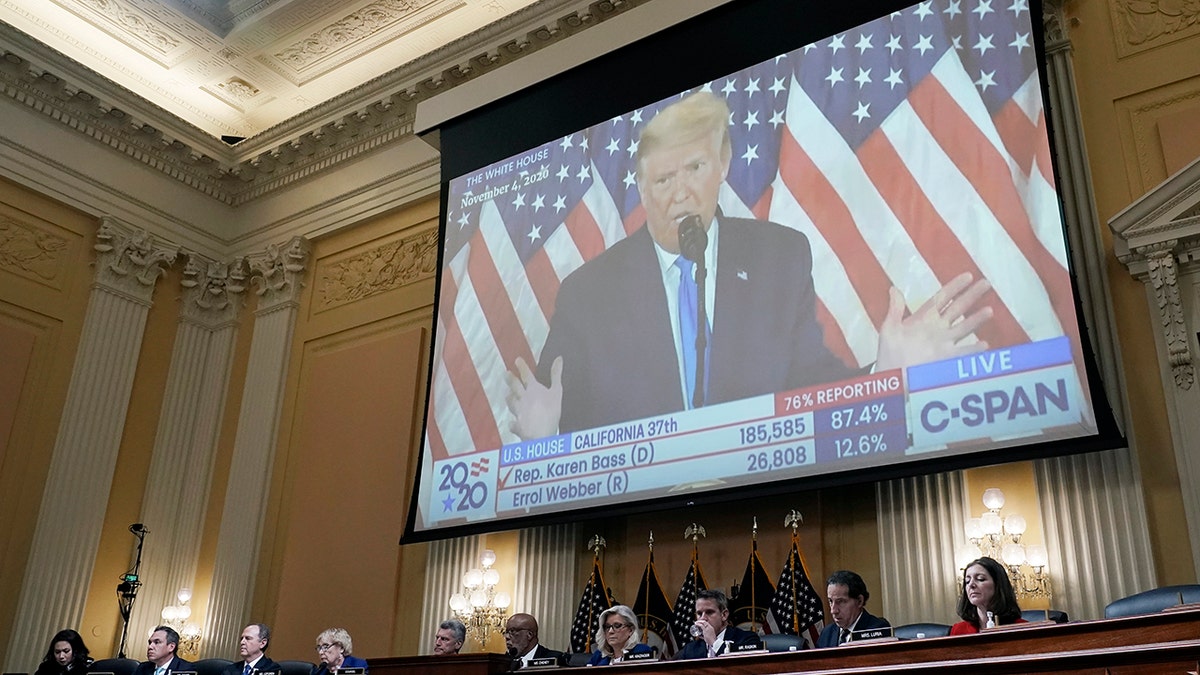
left=311, top=655, right=367, bottom=675
left=816, top=609, right=891, bottom=648
left=220, top=657, right=280, bottom=675
left=132, top=656, right=194, bottom=675
left=675, top=624, right=762, bottom=660
left=537, top=216, right=852, bottom=433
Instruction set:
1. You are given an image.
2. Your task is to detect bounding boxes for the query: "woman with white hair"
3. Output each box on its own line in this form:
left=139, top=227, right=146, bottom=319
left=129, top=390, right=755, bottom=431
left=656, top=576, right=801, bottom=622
left=312, top=628, right=368, bottom=675
left=587, top=605, right=654, bottom=665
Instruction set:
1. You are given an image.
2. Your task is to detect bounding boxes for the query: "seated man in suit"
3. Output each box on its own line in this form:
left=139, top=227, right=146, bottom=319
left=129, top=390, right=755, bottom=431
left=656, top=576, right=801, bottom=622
left=816, top=570, right=891, bottom=647
left=676, top=589, right=761, bottom=659
left=503, top=613, right=564, bottom=668
left=222, top=624, right=279, bottom=675
left=133, top=626, right=192, bottom=675
left=432, top=619, right=465, bottom=656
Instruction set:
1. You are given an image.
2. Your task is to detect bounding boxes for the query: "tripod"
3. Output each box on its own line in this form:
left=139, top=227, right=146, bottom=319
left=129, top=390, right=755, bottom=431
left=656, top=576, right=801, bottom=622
left=116, top=523, right=148, bottom=658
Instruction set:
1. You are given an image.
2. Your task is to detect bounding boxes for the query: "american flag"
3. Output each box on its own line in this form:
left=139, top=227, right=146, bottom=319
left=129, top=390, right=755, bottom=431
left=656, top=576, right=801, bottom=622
left=570, top=559, right=613, bottom=654
left=632, top=549, right=677, bottom=658
left=425, top=0, right=1074, bottom=462
left=729, top=538, right=779, bottom=634
left=669, top=554, right=709, bottom=649
left=770, top=538, right=825, bottom=648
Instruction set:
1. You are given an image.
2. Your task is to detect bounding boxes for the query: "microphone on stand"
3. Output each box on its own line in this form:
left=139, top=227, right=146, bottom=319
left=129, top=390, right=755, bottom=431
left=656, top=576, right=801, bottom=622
left=678, top=215, right=709, bottom=409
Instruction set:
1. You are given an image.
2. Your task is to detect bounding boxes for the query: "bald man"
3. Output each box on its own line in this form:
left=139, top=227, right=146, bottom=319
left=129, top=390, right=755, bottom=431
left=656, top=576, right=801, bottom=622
left=503, top=613, right=564, bottom=668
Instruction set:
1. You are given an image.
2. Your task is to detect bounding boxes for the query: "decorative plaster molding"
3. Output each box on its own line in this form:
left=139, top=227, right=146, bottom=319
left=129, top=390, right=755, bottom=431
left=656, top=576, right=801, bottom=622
left=0, top=214, right=69, bottom=284
left=68, top=0, right=183, bottom=55
left=1042, top=0, right=1069, bottom=50
left=0, top=0, right=647, bottom=205
left=316, top=227, right=437, bottom=312
left=93, top=216, right=178, bottom=302
left=248, top=235, right=310, bottom=310
left=1110, top=0, right=1200, bottom=57
left=1139, top=241, right=1194, bottom=389
left=180, top=252, right=248, bottom=325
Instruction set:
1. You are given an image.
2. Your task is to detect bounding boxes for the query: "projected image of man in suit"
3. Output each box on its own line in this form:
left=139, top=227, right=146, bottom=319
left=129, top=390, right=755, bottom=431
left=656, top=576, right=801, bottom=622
left=507, top=91, right=994, bottom=437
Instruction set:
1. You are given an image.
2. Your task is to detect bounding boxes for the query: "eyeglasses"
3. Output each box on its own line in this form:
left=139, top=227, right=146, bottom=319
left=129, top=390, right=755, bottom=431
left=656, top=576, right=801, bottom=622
left=315, top=644, right=338, bottom=652
left=502, top=628, right=530, bottom=636
left=602, top=623, right=631, bottom=632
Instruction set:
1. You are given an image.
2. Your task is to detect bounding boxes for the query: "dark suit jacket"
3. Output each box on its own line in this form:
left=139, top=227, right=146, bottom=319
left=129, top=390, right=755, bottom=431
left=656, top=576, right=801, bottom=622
left=675, top=624, right=762, bottom=660
left=816, top=609, right=892, bottom=648
left=586, top=642, right=653, bottom=666
left=311, top=655, right=367, bottom=675
left=132, top=656, right=194, bottom=675
left=220, top=657, right=279, bottom=675
left=537, top=216, right=852, bottom=433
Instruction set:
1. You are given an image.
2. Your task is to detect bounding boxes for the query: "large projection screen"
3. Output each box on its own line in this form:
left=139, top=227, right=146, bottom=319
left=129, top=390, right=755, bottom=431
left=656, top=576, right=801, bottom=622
left=404, top=0, right=1120, bottom=540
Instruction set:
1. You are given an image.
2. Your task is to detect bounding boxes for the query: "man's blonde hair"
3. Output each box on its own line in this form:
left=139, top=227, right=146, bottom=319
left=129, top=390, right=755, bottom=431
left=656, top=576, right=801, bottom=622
left=636, top=91, right=732, bottom=178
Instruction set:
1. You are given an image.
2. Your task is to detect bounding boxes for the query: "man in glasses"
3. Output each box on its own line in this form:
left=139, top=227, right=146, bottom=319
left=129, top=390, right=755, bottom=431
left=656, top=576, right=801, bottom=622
left=503, top=613, right=564, bottom=668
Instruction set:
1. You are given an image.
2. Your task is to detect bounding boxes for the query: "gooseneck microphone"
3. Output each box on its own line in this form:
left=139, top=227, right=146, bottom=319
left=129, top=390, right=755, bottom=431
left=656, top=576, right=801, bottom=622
left=678, top=215, right=709, bottom=409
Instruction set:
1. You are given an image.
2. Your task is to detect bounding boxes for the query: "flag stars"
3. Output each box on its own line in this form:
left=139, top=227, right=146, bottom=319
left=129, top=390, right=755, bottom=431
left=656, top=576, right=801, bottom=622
left=457, top=211, right=470, bottom=229
left=579, top=135, right=589, bottom=152
left=630, top=109, right=643, bottom=124
left=854, top=67, right=872, bottom=88
left=974, top=33, right=995, bottom=55
left=769, top=109, right=785, bottom=129
left=974, top=0, right=995, bottom=19
left=886, top=34, right=903, bottom=53
left=625, top=138, right=639, bottom=158
left=829, top=34, right=845, bottom=53
left=531, top=193, right=545, bottom=212
left=623, top=170, right=637, bottom=189
left=559, top=135, right=574, bottom=152
left=526, top=224, right=542, bottom=242
left=944, top=0, right=962, bottom=17
left=512, top=192, right=526, bottom=210
left=953, top=35, right=964, bottom=50
left=826, top=66, right=845, bottom=86
left=605, top=137, right=620, bottom=155
left=575, top=165, right=590, bottom=183
left=553, top=195, right=566, bottom=213
left=855, top=33, right=874, bottom=53
left=915, top=34, right=934, bottom=55
left=1008, top=0, right=1028, bottom=15
left=556, top=164, right=570, bottom=182
left=769, top=76, right=787, bottom=95
left=884, top=68, right=904, bottom=89
left=914, top=1, right=934, bottom=20
left=853, top=101, right=871, bottom=122
left=1010, top=31, right=1031, bottom=53
left=745, top=77, right=761, bottom=97
left=741, top=144, right=759, bottom=165
left=742, top=110, right=760, bottom=131
left=975, top=70, right=997, bottom=91
left=721, top=78, right=738, bottom=96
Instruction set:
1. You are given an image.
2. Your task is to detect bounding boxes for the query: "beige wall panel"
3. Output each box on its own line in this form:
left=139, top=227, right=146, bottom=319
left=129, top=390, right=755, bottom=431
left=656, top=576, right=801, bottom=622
left=1065, top=0, right=1198, bottom=584
left=1116, top=74, right=1200, bottom=196
left=0, top=177, right=95, bottom=665
left=1107, top=0, right=1200, bottom=59
left=1157, top=101, right=1200, bottom=175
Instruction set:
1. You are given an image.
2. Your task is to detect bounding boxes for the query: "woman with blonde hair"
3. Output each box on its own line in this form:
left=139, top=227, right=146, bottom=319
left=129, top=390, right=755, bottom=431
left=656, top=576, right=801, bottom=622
left=587, top=605, right=654, bottom=665
left=312, top=628, right=368, bottom=675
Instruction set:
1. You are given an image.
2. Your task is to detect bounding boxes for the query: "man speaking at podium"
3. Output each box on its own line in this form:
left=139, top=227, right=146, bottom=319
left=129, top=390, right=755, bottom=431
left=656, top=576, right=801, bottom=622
left=507, top=91, right=993, bottom=438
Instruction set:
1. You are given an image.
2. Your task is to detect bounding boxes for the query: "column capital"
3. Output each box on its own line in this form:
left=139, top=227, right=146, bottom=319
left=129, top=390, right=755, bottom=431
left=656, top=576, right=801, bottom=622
left=181, top=253, right=248, bottom=326
left=94, top=217, right=178, bottom=303
left=248, top=236, right=311, bottom=312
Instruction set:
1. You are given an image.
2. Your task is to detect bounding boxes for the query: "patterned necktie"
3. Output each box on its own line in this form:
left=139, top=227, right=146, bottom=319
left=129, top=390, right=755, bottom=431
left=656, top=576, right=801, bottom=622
left=839, top=627, right=851, bottom=644
left=674, top=256, right=709, bottom=408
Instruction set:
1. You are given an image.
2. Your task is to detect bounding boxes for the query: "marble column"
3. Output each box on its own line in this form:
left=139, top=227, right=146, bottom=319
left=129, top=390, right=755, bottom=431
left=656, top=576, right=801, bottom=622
left=4, top=218, right=176, bottom=670
left=124, top=254, right=248, bottom=655
left=202, top=237, right=309, bottom=655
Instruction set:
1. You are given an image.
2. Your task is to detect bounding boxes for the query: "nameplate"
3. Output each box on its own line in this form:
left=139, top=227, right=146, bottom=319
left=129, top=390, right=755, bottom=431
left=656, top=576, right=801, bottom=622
left=847, top=626, right=892, bottom=641
left=622, top=650, right=655, bottom=662
left=338, top=669, right=366, bottom=674
left=174, top=671, right=198, bottom=675
left=731, top=642, right=763, bottom=652
left=527, top=658, right=558, bottom=667
left=257, top=670, right=280, bottom=675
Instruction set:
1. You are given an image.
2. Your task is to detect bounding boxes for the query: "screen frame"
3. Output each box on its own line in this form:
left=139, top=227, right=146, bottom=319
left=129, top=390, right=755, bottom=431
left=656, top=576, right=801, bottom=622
left=401, top=0, right=1125, bottom=544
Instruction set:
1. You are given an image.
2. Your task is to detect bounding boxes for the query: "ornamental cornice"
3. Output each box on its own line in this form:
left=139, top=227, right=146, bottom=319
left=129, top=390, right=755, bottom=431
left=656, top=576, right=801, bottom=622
left=0, top=0, right=647, bottom=207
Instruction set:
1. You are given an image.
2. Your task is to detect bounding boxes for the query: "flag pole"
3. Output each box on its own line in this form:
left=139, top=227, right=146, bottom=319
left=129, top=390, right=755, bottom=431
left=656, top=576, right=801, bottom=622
left=586, top=534, right=606, bottom=653
left=750, top=516, right=759, bottom=633
left=785, top=510, right=803, bottom=633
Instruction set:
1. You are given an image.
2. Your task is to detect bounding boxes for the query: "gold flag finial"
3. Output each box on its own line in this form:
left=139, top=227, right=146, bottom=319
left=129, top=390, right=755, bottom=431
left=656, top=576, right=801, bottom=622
left=752, top=516, right=759, bottom=541
left=784, top=509, right=803, bottom=534
left=684, top=523, right=707, bottom=542
left=648, top=530, right=655, bottom=551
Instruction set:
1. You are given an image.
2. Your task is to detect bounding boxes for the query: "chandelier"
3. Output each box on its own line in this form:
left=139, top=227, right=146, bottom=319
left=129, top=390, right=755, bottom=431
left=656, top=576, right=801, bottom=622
left=448, top=549, right=511, bottom=645
left=159, top=588, right=202, bottom=658
left=960, top=488, right=1051, bottom=599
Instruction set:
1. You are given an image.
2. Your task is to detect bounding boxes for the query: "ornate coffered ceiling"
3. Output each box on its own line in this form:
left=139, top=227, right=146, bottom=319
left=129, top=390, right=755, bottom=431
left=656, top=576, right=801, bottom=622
left=0, top=0, right=658, bottom=205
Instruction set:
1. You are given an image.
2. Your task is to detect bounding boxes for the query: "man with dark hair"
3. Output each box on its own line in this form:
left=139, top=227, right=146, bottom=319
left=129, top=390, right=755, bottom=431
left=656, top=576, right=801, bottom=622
left=433, top=619, right=465, bottom=656
left=816, top=570, right=891, bottom=647
left=132, top=626, right=191, bottom=675
left=222, top=624, right=279, bottom=675
left=676, top=589, right=761, bottom=659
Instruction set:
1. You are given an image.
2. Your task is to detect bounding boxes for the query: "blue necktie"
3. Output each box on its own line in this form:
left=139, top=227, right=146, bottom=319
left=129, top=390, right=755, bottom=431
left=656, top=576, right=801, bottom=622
left=675, top=256, right=709, bottom=408
left=242, top=664, right=252, bottom=675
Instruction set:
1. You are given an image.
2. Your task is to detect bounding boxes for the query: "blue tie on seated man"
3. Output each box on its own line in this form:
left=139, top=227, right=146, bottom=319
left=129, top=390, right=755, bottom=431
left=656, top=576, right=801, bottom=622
left=221, top=624, right=279, bottom=675
left=132, top=626, right=192, bottom=675
left=676, top=589, right=762, bottom=660
left=816, top=570, right=892, bottom=648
